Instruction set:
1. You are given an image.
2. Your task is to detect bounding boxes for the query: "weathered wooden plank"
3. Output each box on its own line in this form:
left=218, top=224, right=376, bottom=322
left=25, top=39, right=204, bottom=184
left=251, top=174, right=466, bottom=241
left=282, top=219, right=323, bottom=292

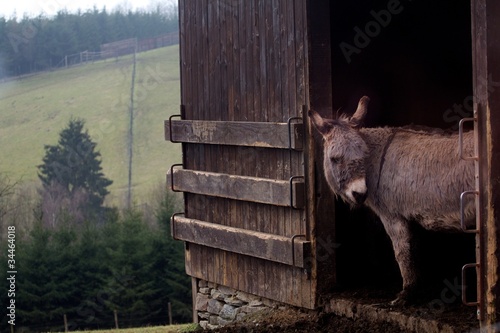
left=165, top=119, right=303, bottom=149
left=257, top=1, right=271, bottom=298
left=473, top=0, right=500, bottom=326
left=172, top=216, right=311, bottom=268
left=188, top=246, right=309, bottom=308
left=284, top=0, right=298, bottom=306
left=306, top=0, right=335, bottom=310
left=168, top=168, right=305, bottom=208
left=191, top=277, right=198, bottom=323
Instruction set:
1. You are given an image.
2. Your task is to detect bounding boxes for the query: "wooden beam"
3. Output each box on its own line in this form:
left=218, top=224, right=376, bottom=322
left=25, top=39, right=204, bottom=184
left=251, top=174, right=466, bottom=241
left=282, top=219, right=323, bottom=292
left=172, top=216, right=311, bottom=268
left=307, top=0, right=336, bottom=302
left=191, top=277, right=198, bottom=323
left=168, top=168, right=305, bottom=208
left=472, top=0, right=500, bottom=328
left=164, top=119, right=303, bottom=149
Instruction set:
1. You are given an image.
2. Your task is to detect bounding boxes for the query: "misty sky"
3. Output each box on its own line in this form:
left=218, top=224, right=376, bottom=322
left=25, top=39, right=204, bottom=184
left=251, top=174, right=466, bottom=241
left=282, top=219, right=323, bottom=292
left=0, top=0, right=170, bottom=18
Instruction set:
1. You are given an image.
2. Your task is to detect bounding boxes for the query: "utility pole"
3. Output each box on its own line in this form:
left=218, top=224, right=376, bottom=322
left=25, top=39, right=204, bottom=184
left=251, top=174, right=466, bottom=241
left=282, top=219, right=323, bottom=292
left=127, top=47, right=137, bottom=209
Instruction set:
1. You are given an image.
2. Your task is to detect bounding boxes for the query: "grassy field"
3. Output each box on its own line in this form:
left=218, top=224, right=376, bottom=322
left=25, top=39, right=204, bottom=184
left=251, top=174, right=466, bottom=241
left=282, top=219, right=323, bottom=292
left=0, top=45, right=182, bottom=205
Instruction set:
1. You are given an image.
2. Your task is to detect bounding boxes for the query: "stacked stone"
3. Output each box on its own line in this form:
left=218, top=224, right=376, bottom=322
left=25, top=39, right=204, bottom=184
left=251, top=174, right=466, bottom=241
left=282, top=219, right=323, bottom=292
left=195, top=280, right=278, bottom=329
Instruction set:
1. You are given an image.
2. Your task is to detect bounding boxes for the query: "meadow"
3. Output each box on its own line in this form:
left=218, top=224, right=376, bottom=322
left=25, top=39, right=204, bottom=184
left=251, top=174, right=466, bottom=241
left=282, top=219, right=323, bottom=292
left=0, top=45, right=182, bottom=205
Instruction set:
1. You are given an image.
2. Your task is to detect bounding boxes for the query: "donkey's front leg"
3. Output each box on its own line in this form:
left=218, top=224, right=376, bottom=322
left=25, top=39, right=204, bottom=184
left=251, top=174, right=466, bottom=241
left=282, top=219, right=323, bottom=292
left=379, top=216, right=419, bottom=305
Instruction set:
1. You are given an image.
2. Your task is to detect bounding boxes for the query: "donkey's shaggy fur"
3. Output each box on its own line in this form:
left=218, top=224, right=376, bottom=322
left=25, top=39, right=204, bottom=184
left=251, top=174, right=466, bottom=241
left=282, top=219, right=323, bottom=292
left=309, top=96, right=475, bottom=304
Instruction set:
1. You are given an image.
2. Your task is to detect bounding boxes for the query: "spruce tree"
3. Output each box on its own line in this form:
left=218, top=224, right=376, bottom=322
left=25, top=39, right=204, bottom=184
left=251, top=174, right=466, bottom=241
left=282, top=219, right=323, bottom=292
left=38, top=118, right=112, bottom=216
left=16, top=222, right=81, bottom=332
left=71, top=222, right=114, bottom=330
left=104, top=210, right=162, bottom=327
left=16, top=223, right=59, bottom=330
left=151, top=189, right=192, bottom=323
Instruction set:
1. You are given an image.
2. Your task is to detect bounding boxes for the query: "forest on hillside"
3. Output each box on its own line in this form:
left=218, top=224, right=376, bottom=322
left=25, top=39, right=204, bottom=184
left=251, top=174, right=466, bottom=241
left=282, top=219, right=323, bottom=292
left=0, top=119, right=191, bottom=332
left=0, top=190, right=192, bottom=331
left=0, top=3, right=178, bottom=77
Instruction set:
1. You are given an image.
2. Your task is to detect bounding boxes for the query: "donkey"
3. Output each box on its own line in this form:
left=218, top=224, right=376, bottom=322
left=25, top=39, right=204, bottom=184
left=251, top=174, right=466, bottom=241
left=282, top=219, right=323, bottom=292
left=309, top=96, right=475, bottom=305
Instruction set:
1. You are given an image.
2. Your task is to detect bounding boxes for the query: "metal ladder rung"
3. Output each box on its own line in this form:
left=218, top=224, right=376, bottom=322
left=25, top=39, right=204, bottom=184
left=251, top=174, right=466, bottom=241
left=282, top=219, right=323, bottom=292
left=462, top=263, right=480, bottom=307
left=460, top=190, right=479, bottom=233
left=458, top=115, right=481, bottom=316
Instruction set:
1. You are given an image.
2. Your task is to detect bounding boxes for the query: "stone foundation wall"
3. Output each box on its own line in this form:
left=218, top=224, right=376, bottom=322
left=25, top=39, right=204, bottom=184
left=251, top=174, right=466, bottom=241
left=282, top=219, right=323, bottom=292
left=194, top=279, right=281, bottom=329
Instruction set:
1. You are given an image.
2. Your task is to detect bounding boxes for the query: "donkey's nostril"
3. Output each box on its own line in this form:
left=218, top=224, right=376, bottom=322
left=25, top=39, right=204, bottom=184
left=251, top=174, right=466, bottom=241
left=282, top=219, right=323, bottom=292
left=346, top=178, right=367, bottom=205
left=352, top=191, right=367, bottom=204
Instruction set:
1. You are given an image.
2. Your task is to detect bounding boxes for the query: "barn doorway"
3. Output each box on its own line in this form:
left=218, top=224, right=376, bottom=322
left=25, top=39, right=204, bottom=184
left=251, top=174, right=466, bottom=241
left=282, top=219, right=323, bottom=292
left=328, top=0, right=477, bottom=307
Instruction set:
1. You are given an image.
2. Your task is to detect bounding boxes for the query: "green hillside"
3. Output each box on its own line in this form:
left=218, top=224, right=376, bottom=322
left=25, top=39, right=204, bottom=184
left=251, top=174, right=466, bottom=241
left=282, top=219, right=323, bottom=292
left=0, top=46, right=182, bottom=205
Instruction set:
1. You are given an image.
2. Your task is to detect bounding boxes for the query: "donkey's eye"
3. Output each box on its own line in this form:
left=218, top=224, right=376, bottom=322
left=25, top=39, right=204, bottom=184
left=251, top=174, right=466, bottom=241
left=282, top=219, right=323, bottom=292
left=330, top=156, right=342, bottom=164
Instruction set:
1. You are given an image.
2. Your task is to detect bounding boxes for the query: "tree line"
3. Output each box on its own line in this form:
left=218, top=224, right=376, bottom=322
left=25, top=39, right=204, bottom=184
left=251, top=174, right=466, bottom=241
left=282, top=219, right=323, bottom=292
left=0, top=119, right=191, bottom=331
left=0, top=202, right=192, bottom=332
left=0, top=4, right=178, bottom=77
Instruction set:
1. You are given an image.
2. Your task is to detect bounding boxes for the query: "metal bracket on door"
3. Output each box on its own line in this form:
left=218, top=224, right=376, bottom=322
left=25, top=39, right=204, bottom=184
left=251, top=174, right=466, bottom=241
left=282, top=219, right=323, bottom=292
left=287, top=116, right=303, bottom=151
left=289, top=176, right=304, bottom=209
left=169, top=164, right=183, bottom=192
left=170, top=212, right=185, bottom=240
left=290, top=234, right=310, bottom=279
left=168, top=114, right=183, bottom=143
left=458, top=117, right=478, bottom=161
left=460, top=190, right=479, bottom=233
left=462, top=263, right=480, bottom=307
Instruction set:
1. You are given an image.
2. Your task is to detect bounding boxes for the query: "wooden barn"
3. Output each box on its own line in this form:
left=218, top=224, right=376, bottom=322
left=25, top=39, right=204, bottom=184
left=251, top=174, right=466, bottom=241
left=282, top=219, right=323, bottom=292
left=165, top=0, right=500, bottom=331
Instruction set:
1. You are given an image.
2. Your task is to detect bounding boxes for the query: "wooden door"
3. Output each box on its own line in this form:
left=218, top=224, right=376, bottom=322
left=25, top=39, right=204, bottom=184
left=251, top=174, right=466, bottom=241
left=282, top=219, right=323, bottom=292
left=166, top=0, right=318, bottom=309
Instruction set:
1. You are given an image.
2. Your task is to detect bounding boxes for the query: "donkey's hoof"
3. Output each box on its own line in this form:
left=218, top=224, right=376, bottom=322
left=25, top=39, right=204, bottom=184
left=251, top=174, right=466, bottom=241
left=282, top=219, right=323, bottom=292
left=389, top=288, right=416, bottom=307
left=389, top=296, right=408, bottom=307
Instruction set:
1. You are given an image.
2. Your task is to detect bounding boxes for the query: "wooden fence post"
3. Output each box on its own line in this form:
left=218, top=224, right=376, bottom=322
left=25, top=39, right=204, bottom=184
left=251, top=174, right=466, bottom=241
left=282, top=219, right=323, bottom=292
left=168, top=302, right=172, bottom=325
left=64, top=314, right=68, bottom=332
left=114, top=310, right=119, bottom=329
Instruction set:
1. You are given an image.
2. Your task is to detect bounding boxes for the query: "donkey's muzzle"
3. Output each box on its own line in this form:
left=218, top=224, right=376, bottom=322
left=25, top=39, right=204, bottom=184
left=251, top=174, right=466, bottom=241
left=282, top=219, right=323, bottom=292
left=345, top=178, right=368, bottom=205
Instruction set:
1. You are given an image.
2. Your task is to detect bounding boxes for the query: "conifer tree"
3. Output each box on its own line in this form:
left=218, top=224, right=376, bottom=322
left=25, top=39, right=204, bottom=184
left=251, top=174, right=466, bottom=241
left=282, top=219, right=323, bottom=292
left=16, top=223, right=60, bottom=330
left=71, top=221, right=115, bottom=329
left=38, top=118, right=112, bottom=217
left=104, top=210, right=162, bottom=327
left=16, top=222, right=81, bottom=331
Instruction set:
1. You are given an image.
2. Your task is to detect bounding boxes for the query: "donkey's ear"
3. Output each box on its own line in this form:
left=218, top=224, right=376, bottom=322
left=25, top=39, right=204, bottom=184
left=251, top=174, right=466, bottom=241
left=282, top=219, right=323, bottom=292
left=349, top=96, right=370, bottom=128
left=308, top=110, right=333, bottom=136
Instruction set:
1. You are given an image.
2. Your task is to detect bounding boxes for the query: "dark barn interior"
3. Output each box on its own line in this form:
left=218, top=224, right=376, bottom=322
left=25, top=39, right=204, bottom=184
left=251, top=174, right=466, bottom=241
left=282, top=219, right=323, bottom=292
left=327, top=0, right=477, bottom=304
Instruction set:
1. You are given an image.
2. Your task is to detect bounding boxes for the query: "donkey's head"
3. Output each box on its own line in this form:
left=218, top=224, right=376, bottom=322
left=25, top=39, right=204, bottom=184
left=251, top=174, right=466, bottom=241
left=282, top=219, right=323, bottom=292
left=309, top=96, right=370, bottom=206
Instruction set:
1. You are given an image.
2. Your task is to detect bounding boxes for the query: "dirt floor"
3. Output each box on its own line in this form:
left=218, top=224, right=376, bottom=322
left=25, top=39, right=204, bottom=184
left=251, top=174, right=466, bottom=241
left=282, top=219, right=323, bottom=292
left=211, top=307, right=405, bottom=333
left=208, top=290, right=479, bottom=333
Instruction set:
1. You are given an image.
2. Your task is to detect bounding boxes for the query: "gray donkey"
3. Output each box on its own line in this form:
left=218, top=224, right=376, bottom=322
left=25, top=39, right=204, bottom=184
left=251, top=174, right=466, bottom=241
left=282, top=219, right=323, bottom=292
left=309, top=96, right=475, bottom=305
